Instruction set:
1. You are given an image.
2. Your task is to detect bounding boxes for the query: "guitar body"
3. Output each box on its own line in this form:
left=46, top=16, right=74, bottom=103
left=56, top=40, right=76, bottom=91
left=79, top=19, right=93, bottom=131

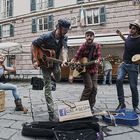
left=102, top=109, right=139, bottom=126
left=132, top=54, right=140, bottom=64
left=69, top=57, right=96, bottom=81
left=35, top=47, right=56, bottom=68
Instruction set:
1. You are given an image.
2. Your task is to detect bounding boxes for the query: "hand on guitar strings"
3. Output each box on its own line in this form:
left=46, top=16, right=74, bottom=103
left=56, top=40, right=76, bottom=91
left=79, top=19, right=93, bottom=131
left=33, top=61, right=39, bottom=69
left=61, top=60, right=68, bottom=67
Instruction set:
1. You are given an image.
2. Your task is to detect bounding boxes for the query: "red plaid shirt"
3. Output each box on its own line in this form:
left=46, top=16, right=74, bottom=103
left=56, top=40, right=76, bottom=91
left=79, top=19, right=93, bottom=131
left=74, top=42, right=102, bottom=74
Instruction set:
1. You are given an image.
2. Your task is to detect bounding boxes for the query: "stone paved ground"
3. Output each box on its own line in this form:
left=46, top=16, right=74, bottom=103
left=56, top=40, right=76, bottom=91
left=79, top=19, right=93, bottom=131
left=0, top=81, right=140, bottom=140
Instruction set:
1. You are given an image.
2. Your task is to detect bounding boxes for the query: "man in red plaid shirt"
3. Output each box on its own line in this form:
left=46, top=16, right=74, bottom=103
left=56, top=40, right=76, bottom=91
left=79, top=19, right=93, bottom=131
left=71, top=29, right=102, bottom=112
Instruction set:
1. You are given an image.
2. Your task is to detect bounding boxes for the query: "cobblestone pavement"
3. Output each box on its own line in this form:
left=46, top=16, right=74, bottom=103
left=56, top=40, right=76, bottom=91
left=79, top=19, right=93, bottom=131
left=0, top=81, right=140, bottom=140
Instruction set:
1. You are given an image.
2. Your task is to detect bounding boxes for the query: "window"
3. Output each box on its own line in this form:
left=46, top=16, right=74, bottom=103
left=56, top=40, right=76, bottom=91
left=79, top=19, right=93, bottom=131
left=86, top=7, right=106, bottom=25
left=3, top=25, right=10, bottom=37
left=1, top=24, right=14, bottom=37
left=6, top=0, right=13, bottom=17
left=0, top=0, right=13, bottom=18
left=31, top=0, right=48, bottom=11
left=30, top=0, right=54, bottom=11
left=31, top=0, right=36, bottom=11
left=48, top=0, right=53, bottom=8
left=36, top=0, right=47, bottom=10
left=38, top=17, right=48, bottom=31
left=31, top=15, right=54, bottom=33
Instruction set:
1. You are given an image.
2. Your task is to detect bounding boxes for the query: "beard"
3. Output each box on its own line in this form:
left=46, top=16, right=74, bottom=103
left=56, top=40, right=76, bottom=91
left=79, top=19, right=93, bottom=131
left=86, top=39, right=93, bottom=44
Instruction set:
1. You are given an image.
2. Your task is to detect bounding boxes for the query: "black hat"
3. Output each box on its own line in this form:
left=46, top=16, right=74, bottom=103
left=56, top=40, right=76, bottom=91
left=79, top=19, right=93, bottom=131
left=57, top=19, right=71, bottom=29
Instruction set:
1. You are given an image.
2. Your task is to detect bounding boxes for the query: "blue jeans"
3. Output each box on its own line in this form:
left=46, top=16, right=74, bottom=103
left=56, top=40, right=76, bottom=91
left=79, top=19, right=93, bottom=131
left=103, top=69, right=112, bottom=84
left=116, top=62, right=139, bottom=107
left=0, top=82, right=20, bottom=100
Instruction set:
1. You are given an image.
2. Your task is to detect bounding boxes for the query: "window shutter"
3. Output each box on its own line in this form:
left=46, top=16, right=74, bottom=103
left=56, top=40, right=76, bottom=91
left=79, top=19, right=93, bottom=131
left=47, top=15, right=53, bottom=31
left=0, top=25, right=2, bottom=39
left=100, top=6, right=106, bottom=24
left=48, top=0, right=53, bottom=8
left=32, top=18, right=37, bottom=33
left=31, top=0, right=36, bottom=11
left=9, top=0, right=13, bottom=17
left=10, top=24, right=14, bottom=36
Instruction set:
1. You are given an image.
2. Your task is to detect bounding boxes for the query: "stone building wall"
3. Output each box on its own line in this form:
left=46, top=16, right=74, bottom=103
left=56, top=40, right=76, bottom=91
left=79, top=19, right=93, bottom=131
left=0, top=0, right=140, bottom=78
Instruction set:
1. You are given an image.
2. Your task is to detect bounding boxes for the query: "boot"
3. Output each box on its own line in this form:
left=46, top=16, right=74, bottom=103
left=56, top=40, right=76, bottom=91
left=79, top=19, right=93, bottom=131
left=14, top=99, right=28, bottom=114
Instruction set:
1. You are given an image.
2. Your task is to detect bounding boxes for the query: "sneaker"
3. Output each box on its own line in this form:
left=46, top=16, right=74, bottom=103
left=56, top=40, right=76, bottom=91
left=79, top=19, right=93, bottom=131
left=134, top=106, right=140, bottom=114
left=116, top=103, right=126, bottom=110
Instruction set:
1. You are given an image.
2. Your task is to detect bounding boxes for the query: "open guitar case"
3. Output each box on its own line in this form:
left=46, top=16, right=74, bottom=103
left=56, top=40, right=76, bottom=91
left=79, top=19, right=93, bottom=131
left=22, top=117, right=104, bottom=140
left=102, top=109, right=139, bottom=126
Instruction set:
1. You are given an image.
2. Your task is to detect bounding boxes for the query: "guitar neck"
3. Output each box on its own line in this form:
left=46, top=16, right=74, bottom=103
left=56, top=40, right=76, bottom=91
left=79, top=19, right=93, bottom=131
left=46, top=56, right=62, bottom=64
left=81, top=60, right=96, bottom=67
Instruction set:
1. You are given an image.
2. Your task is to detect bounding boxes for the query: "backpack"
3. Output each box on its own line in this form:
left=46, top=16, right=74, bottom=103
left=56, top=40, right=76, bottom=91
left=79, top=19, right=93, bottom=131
left=31, top=77, right=44, bottom=90
left=31, top=77, right=56, bottom=91
left=22, top=117, right=104, bottom=140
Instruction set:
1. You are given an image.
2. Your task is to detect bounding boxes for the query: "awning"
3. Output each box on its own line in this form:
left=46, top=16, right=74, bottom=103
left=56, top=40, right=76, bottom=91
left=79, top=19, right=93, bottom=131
left=0, top=42, right=22, bottom=54
left=68, top=33, right=128, bottom=47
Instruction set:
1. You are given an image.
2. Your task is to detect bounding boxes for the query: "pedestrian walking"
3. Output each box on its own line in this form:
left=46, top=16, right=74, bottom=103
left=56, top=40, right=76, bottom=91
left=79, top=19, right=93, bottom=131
left=31, top=19, right=71, bottom=121
left=71, top=29, right=102, bottom=112
left=102, top=55, right=112, bottom=85
left=0, top=53, right=28, bottom=113
left=116, top=19, right=140, bottom=114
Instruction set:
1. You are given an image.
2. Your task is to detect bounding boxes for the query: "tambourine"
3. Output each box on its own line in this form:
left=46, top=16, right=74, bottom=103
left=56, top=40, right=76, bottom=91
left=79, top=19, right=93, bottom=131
left=132, top=54, right=140, bottom=64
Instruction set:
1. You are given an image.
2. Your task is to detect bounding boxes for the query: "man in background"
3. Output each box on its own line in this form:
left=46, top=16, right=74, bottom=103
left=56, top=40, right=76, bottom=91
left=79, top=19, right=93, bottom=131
left=102, top=55, right=112, bottom=85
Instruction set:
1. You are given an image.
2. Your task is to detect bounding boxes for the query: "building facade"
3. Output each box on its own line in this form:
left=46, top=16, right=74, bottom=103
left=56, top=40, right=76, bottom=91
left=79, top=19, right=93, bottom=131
left=0, top=0, right=139, bottom=78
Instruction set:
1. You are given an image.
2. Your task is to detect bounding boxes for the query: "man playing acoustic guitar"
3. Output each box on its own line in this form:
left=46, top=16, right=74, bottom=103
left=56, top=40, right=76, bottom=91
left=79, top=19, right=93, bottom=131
left=31, top=19, right=71, bottom=121
left=116, top=20, right=140, bottom=114
left=70, top=29, right=102, bottom=112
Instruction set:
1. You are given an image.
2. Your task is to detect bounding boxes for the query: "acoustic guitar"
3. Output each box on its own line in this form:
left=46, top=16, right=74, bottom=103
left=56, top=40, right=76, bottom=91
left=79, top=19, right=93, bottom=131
left=132, top=54, right=140, bottom=64
left=34, top=47, right=63, bottom=68
left=102, top=109, right=139, bottom=126
left=69, top=57, right=98, bottom=82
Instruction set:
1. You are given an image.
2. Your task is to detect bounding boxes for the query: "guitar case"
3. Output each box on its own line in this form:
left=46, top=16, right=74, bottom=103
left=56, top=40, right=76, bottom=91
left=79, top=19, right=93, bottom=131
left=102, top=109, right=139, bottom=126
left=22, top=117, right=104, bottom=140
